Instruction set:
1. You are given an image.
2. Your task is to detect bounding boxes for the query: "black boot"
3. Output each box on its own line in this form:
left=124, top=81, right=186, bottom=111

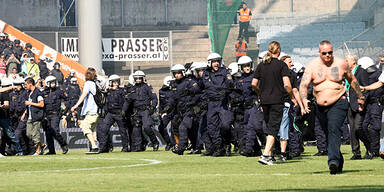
left=225, top=145, right=231, bottom=156
left=165, top=143, right=172, bottom=151
left=212, top=145, right=225, bottom=157
left=171, top=145, right=184, bottom=155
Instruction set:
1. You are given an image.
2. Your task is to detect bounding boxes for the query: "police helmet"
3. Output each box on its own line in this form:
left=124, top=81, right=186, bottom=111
left=69, top=69, right=76, bottom=76
left=0, top=33, right=5, bottom=37
left=358, top=57, right=375, bottom=70
left=108, top=74, right=121, bottom=86
left=14, top=39, right=20, bottom=44
left=128, top=74, right=135, bottom=85
left=3, top=33, right=8, bottom=37
left=291, top=62, right=305, bottom=74
left=171, top=64, right=186, bottom=78
left=70, top=77, right=78, bottom=83
left=237, top=56, right=253, bottom=70
left=228, top=62, right=242, bottom=77
left=45, top=75, right=58, bottom=88
left=1, top=77, right=12, bottom=87
left=207, top=52, right=223, bottom=68
left=163, top=76, right=174, bottom=87
left=25, top=43, right=32, bottom=49
left=54, top=62, right=60, bottom=69
left=191, top=62, right=208, bottom=78
left=133, top=70, right=146, bottom=83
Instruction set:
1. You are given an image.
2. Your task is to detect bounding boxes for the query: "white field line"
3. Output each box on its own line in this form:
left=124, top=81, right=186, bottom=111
left=2, top=157, right=162, bottom=174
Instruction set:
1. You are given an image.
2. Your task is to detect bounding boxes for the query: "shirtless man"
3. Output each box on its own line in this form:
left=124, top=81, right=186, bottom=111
left=300, top=40, right=364, bottom=174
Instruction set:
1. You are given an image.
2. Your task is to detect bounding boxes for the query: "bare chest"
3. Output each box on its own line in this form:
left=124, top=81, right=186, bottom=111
left=312, top=65, right=344, bottom=84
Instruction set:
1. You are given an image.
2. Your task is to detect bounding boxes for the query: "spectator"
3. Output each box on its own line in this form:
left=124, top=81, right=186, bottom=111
left=71, top=67, right=100, bottom=154
left=37, top=58, right=49, bottom=80
left=376, top=55, right=384, bottom=71
left=6, top=53, right=20, bottom=76
left=235, top=36, right=248, bottom=61
left=9, top=67, right=19, bottom=80
left=18, top=72, right=27, bottom=79
left=26, top=58, right=40, bottom=81
left=50, top=62, right=64, bottom=86
left=0, top=54, right=6, bottom=78
left=20, top=53, right=29, bottom=74
left=3, top=42, right=14, bottom=60
left=0, top=33, right=8, bottom=54
left=252, top=41, right=294, bottom=165
left=237, top=2, right=252, bottom=42
left=13, top=39, right=24, bottom=60
left=22, top=43, right=35, bottom=58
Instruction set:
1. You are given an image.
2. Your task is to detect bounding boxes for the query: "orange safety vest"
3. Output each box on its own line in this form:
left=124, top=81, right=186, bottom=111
left=235, top=41, right=247, bottom=57
left=239, top=8, right=251, bottom=22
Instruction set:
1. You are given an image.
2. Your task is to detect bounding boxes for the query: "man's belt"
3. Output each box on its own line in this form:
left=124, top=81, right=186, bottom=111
left=46, top=111, right=59, bottom=115
left=108, top=109, right=122, bottom=115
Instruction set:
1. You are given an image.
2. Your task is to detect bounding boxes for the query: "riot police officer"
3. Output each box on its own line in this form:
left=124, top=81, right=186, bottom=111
left=361, top=57, right=383, bottom=158
left=9, top=77, right=31, bottom=154
left=163, top=64, right=200, bottom=155
left=64, top=77, right=81, bottom=128
left=98, top=74, right=130, bottom=152
left=128, top=70, right=159, bottom=152
left=202, top=53, right=234, bottom=157
left=42, top=76, right=69, bottom=155
left=227, top=62, right=245, bottom=153
left=63, top=69, right=76, bottom=88
left=188, top=62, right=208, bottom=154
left=237, top=56, right=264, bottom=157
left=158, top=76, right=174, bottom=151
left=0, top=78, right=23, bottom=156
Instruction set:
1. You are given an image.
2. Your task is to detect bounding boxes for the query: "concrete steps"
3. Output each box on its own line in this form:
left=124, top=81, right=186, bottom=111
left=223, top=25, right=259, bottom=65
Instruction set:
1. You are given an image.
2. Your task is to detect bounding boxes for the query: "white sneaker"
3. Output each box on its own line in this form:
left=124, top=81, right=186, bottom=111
left=0, top=153, right=5, bottom=158
left=258, top=155, right=277, bottom=165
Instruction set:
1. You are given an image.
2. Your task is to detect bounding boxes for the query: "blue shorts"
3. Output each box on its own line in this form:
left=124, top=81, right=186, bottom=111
left=278, top=104, right=290, bottom=140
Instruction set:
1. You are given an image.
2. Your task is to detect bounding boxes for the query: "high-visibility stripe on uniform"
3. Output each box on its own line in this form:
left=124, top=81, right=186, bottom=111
left=236, top=41, right=247, bottom=57
left=239, top=8, right=251, bottom=22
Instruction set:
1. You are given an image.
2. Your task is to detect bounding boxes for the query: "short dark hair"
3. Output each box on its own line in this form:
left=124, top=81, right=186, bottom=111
left=280, top=55, right=291, bottom=61
left=25, top=77, right=35, bottom=86
left=319, top=40, right=332, bottom=46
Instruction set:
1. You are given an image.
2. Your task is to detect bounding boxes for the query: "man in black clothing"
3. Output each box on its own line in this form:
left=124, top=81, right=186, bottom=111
left=252, top=41, right=294, bottom=165
left=50, top=62, right=64, bottom=86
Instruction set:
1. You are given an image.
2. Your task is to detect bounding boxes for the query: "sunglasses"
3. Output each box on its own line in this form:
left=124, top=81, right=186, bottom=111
left=321, top=51, right=333, bottom=55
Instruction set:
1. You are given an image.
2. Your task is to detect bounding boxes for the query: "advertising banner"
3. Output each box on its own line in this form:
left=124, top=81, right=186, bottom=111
left=62, top=37, right=169, bottom=61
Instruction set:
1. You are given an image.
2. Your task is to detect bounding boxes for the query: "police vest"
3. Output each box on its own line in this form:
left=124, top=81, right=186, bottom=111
left=236, top=41, right=247, bottom=57
left=239, top=8, right=251, bottom=22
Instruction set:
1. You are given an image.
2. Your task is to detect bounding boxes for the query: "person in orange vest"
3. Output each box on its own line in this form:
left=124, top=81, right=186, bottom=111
left=235, top=36, right=248, bottom=61
left=238, top=2, right=252, bottom=43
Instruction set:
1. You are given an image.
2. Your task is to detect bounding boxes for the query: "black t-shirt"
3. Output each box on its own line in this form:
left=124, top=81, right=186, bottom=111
left=283, top=70, right=298, bottom=102
left=254, top=58, right=290, bottom=104
left=0, top=92, right=10, bottom=118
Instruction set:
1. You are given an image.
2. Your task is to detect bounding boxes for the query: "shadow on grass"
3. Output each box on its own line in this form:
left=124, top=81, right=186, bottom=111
left=253, top=185, right=384, bottom=192
left=311, top=169, right=374, bottom=174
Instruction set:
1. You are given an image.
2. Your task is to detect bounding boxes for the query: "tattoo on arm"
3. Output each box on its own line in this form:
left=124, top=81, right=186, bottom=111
left=330, top=67, right=339, bottom=79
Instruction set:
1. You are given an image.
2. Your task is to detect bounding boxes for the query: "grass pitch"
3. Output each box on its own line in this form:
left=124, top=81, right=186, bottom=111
left=0, top=145, right=383, bottom=192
